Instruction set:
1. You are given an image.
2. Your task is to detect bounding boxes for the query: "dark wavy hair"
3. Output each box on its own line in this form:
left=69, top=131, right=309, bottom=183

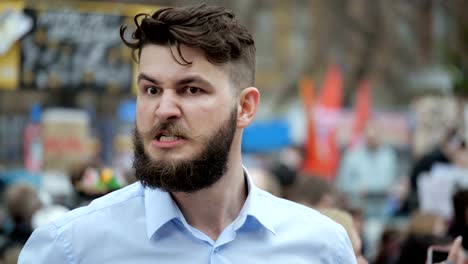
left=120, top=4, right=256, bottom=89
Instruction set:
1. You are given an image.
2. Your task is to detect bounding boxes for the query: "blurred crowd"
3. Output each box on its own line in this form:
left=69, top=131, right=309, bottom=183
left=1, top=118, right=466, bottom=263
left=245, top=121, right=468, bottom=264
left=1, top=0, right=468, bottom=263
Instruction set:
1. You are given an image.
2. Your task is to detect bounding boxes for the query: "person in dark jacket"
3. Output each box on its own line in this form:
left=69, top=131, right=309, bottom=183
left=407, top=128, right=465, bottom=211
left=448, top=189, right=468, bottom=250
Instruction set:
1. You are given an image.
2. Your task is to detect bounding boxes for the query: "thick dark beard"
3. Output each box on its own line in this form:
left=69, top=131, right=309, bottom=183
left=133, top=107, right=238, bottom=193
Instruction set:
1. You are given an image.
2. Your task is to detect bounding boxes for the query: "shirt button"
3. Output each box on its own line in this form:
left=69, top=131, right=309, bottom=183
left=214, top=247, right=220, bottom=253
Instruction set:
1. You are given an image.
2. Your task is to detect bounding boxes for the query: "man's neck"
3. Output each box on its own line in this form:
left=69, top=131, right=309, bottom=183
left=170, top=162, right=247, bottom=241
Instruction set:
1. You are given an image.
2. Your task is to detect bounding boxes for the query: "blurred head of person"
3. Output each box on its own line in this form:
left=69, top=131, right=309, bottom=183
left=453, top=146, right=468, bottom=168
left=270, top=145, right=305, bottom=190
left=374, top=228, right=402, bottom=264
left=120, top=4, right=257, bottom=193
left=441, top=128, right=467, bottom=165
left=319, top=208, right=368, bottom=264
left=398, top=212, right=451, bottom=264
left=249, top=167, right=282, bottom=197
left=364, top=120, right=380, bottom=151
left=288, top=176, right=335, bottom=209
left=2, top=244, right=22, bottom=264
left=69, top=161, right=102, bottom=194
left=278, top=145, right=305, bottom=172
left=5, top=184, right=42, bottom=228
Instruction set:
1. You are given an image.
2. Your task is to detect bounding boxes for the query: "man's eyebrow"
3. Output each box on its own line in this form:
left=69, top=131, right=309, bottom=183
left=137, top=73, right=160, bottom=85
left=137, top=74, right=215, bottom=88
left=176, top=76, right=214, bottom=88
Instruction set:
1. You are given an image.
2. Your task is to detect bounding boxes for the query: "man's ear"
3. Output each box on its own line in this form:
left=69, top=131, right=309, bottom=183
left=237, top=87, right=260, bottom=128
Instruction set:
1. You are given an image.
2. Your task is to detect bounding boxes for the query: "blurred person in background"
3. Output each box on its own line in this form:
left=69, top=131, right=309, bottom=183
left=1, top=244, right=22, bottom=264
left=19, top=4, right=356, bottom=263
left=408, top=128, right=466, bottom=211
left=337, top=120, right=398, bottom=218
left=289, top=175, right=335, bottom=209
left=397, top=211, right=450, bottom=264
left=373, top=228, right=402, bottom=264
left=68, top=161, right=103, bottom=208
left=68, top=160, right=128, bottom=208
left=320, top=208, right=369, bottom=264
left=269, top=145, right=305, bottom=199
left=448, top=189, right=468, bottom=250
left=3, top=184, right=41, bottom=245
left=348, top=208, right=366, bottom=251
left=291, top=176, right=373, bottom=259
left=0, top=184, right=42, bottom=263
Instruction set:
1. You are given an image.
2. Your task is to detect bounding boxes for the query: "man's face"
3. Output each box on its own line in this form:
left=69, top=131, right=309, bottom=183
left=364, top=122, right=379, bottom=149
left=133, top=44, right=239, bottom=192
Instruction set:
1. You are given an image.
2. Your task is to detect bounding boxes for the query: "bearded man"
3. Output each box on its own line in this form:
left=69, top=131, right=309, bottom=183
left=19, top=4, right=356, bottom=263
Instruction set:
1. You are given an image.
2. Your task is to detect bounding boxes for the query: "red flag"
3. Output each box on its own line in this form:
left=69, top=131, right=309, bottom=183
left=349, top=79, right=372, bottom=148
left=318, top=64, right=343, bottom=108
left=300, top=77, right=318, bottom=173
left=302, top=64, right=343, bottom=180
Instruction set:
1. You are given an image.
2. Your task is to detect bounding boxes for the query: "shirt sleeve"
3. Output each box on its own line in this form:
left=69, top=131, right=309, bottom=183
left=336, top=226, right=358, bottom=264
left=18, top=223, right=72, bottom=264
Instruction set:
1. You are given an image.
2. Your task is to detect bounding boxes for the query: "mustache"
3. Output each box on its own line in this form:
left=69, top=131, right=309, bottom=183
left=140, top=122, right=191, bottom=139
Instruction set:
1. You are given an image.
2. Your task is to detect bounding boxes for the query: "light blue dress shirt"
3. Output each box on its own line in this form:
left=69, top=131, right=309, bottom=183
left=19, top=169, right=356, bottom=263
left=337, top=145, right=398, bottom=217
left=337, top=145, right=397, bottom=195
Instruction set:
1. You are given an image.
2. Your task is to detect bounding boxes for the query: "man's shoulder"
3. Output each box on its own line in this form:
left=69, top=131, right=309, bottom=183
left=257, top=190, right=343, bottom=231
left=20, top=183, right=148, bottom=263
left=52, top=182, right=144, bottom=230
left=256, top=190, right=353, bottom=258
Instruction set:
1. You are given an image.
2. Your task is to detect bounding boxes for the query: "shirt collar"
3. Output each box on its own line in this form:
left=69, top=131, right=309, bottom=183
left=143, top=166, right=276, bottom=240
left=144, top=186, right=182, bottom=240
left=237, top=167, right=276, bottom=235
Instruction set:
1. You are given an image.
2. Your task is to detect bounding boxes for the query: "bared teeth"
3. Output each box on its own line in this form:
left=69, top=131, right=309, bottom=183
left=159, top=135, right=181, bottom=142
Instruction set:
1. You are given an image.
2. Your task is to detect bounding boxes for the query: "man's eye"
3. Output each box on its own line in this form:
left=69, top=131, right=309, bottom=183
left=146, top=87, right=159, bottom=95
left=186, top=87, right=201, bottom=94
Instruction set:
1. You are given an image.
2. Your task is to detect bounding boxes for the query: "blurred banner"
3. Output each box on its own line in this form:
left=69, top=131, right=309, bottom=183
left=418, top=164, right=468, bottom=220
left=0, top=2, right=157, bottom=93
left=0, top=1, right=27, bottom=90
left=242, top=119, right=291, bottom=153
left=336, top=110, right=410, bottom=149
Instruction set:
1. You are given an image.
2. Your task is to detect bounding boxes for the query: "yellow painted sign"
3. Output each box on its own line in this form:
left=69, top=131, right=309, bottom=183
left=0, top=1, right=158, bottom=92
left=0, top=1, right=25, bottom=90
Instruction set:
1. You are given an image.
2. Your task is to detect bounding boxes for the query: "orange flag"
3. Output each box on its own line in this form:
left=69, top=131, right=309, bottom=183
left=318, top=64, right=343, bottom=109
left=302, top=64, right=343, bottom=180
left=300, top=76, right=318, bottom=173
left=349, top=79, right=372, bottom=148
left=315, top=64, right=343, bottom=180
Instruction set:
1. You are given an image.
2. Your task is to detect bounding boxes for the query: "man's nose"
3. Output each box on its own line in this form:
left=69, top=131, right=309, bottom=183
left=154, top=92, right=182, bottom=121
